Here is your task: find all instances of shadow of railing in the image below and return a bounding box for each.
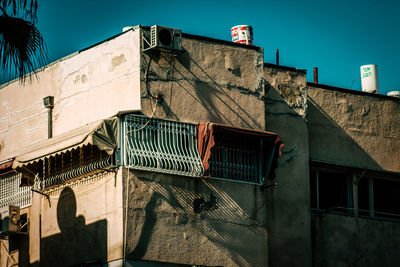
[145,52,264,130]
[126,173,267,266]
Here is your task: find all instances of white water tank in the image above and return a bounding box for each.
[231,25,253,45]
[360,64,379,93]
[387,91,400,98]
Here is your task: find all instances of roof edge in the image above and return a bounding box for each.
[307,82,400,101]
[264,63,306,74]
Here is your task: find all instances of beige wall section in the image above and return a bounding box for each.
[125,169,269,267]
[0,29,141,161]
[263,67,312,267]
[308,86,400,172]
[29,170,123,266]
[140,35,267,130]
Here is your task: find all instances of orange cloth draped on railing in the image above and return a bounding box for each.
[197,123,284,179]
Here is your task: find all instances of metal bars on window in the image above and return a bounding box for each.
[29,145,113,190]
[0,172,31,208]
[122,114,204,177]
[209,144,262,184]
[38,153,112,189]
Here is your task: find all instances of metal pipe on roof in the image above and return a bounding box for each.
[314,67,318,83]
[276,49,279,65]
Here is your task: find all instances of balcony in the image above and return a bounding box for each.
[121,115,283,184]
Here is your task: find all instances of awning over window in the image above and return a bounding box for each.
[197,123,284,179]
[0,159,14,175]
[12,117,118,171]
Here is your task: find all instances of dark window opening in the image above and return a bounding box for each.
[310,167,352,213]
[374,179,400,219]
[310,168,317,209]
[357,177,370,216]
[318,171,351,212]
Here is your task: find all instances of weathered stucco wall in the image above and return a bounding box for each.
[140,33,267,130]
[312,213,400,267]
[125,169,269,266]
[138,30,312,267]
[29,170,123,266]
[263,67,312,267]
[0,29,141,161]
[308,85,400,172]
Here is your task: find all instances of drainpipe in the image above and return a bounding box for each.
[43,96,54,139]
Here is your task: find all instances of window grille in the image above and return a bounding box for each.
[0,172,31,208]
[27,145,112,189]
[209,143,262,184]
[122,114,204,177]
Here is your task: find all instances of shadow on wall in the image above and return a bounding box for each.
[37,187,108,267]
[144,52,264,130]
[307,98,382,170]
[126,173,268,267]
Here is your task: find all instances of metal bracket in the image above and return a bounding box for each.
[31,189,51,207]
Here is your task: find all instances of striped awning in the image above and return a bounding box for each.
[12,117,118,173]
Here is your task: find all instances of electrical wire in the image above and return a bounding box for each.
[145,54,156,99]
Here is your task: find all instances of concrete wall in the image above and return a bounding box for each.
[308,85,400,266]
[29,170,123,266]
[140,32,266,130]
[263,67,312,267]
[312,213,400,267]
[125,169,269,266]
[0,28,141,161]
[139,30,312,267]
[308,85,400,172]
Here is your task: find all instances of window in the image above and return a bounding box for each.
[21,145,112,189]
[310,167,352,213]
[357,177,400,219]
[0,172,31,208]
[198,123,283,184]
[310,162,400,221]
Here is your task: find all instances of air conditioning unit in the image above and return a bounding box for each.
[0,206,27,236]
[143,25,183,53]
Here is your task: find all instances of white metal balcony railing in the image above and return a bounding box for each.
[121,114,205,177]
[120,114,270,184]
[0,172,31,209]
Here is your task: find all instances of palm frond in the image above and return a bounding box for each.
[0,0,38,21]
[0,14,47,82]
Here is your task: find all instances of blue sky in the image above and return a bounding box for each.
[31,0,400,95]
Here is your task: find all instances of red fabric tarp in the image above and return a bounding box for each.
[197,123,284,179]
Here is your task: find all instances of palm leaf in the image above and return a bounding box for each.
[0,13,47,82]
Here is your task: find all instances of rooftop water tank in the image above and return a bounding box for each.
[387,91,400,98]
[231,25,253,45]
[360,64,379,94]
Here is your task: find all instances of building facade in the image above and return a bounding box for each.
[0,25,399,267]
